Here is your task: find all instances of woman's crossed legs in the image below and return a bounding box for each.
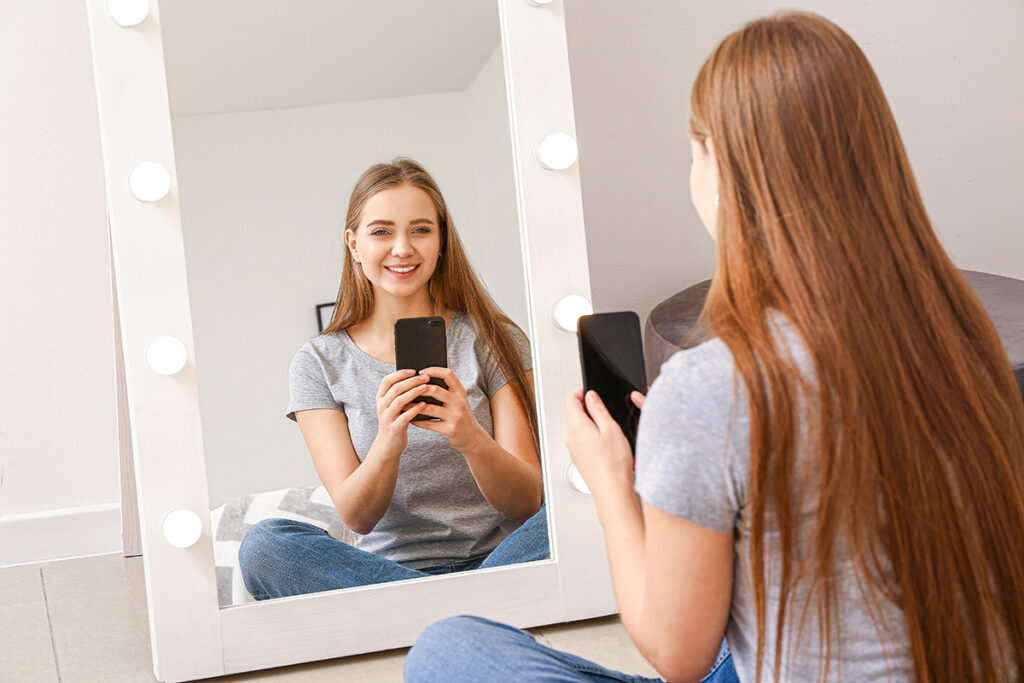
[239,504,549,600]
[404,615,738,683]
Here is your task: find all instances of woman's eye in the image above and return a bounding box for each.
[414,227,431,234]
[370,229,389,237]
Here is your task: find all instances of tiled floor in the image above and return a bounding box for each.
[1,554,659,682]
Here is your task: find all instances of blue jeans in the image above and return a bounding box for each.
[404,615,738,683]
[239,504,549,600]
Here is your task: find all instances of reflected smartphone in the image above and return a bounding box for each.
[394,316,448,422]
[577,312,647,452]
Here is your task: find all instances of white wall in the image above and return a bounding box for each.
[0,0,118,518]
[173,47,523,506]
[1,0,1021,556]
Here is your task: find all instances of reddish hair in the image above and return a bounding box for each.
[691,12,1024,682]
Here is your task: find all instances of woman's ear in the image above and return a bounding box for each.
[705,136,718,165]
[344,229,360,264]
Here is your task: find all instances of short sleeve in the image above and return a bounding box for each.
[479,323,533,398]
[633,339,749,533]
[286,344,343,421]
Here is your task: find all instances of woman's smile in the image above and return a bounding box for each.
[384,263,419,277]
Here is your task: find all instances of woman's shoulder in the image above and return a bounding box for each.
[656,311,811,392]
[658,336,739,394]
[291,332,353,369]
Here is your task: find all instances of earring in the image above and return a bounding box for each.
[714,194,720,206]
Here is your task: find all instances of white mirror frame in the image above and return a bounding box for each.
[86,0,614,680]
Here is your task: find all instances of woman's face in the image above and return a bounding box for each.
[689,137,720,240]
[346,183,442,300]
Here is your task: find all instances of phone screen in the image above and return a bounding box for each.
[577,312,646,452]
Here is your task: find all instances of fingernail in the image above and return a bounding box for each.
[586,391,597,402]
[406,369,415,375]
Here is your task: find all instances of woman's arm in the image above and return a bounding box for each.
[295,409,397,535]
[295,369,432,535]
[565,390,733,683]
[414,368,542,522]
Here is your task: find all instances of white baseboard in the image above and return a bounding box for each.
[0,502,123,567]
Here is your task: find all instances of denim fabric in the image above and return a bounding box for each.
[239,504,549,599]
[404,615,739,683]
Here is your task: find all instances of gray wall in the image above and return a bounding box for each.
[565,0,1024,328]
[1,1,1021,542]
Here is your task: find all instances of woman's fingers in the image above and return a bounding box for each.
[395,401,425,426]
[417,382,454,406]
[630,391,646,410]
[564,390,590,427]
[381,373,431,407]
[412,401,443,421]
[384,384,431,421]
[418,367,458,392]
[378,369,417,398]
[584,390,619,433]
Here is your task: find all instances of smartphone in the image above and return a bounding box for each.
[394,316,449,421]
[577,312,647,452]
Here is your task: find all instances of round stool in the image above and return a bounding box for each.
[643,270,1024,402]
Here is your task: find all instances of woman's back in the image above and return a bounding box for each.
[636,314,914,681]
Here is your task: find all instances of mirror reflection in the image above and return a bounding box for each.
[159,1,548,607]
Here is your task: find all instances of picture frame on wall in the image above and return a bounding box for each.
[316,303,335,333]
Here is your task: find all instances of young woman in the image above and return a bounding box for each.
[239,158,547,599]
[405,12,1024,683]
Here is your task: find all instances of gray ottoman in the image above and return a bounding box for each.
[644,270,1024,401]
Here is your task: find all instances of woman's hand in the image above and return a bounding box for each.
[564,389,644,499]
[372,368,431,456]
[411,367,487,453]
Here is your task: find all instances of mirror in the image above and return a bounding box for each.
[157,1,541,608]
[88,0,612,679]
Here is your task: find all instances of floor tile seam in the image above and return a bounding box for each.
[39,568,63,683]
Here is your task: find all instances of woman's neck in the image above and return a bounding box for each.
[350,289,449,345]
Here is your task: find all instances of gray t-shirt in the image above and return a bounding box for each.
[634,315,913,682]
[286,312,532,569]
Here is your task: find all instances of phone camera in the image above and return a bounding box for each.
[428,320,442,327]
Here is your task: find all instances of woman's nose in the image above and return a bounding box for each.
[391,235,414,256]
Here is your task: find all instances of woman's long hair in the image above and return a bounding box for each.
[323,158,538,446]
[690,12,1024,682]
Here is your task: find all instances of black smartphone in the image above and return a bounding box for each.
[394,316,448,421]
[577,312,647,452]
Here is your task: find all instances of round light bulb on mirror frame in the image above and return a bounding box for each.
[536,132,578,171]
[107,0,149,27]
[128,162,171,202]
[552,294,593,332]
[564,463,591,495]
[162,509,203,549]
[146,336,188,376]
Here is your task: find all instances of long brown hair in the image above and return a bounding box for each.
[690,12,1024,682]
[323,158,538,445]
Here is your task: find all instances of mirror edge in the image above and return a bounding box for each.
[85,0,224,680]
[498,0,617,621]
